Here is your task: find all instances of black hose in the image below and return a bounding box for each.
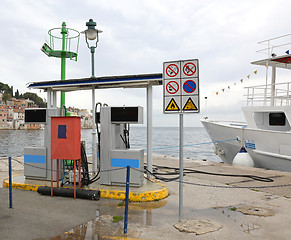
[37,186,100,200]
[145,164,274,183]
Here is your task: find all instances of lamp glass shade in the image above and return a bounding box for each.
[86,29,98,41]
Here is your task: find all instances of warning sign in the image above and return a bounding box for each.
[183,97,197,110]
[181,60,199,78]
[183,80,196,93]
[183,62,196,76]
[166,81,179,95]
[163,59,199,114]
[166,64,179,78]
[166,98,180,111]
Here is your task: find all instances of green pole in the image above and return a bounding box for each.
[60,22,68,108]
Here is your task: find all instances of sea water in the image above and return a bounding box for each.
[0,127,220,162]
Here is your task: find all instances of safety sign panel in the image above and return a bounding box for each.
[163,59,199,114]
[164,62,180,79]
[166,81,180,95]
[183,80,196,93]
[166,98,180,111]
[181,59,199,78]
[182,96,199,112]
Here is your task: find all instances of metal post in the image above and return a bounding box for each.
[271,66,276,106]
[47,89,52,109]
[60,22,68,108]
[74,160,76,199]
[91,47,95,77]
[8,157,12,209]
[51,158,53,197]
[92,87,97,174]
[179,113,184,222]
[52,91,57,108]
[147,85,153,176]
[124,166,130,234]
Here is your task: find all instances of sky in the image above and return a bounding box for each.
[1,0,291,127]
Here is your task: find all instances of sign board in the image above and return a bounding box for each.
[163,59,199,113]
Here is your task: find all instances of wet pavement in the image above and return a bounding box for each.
[2,155,291,239]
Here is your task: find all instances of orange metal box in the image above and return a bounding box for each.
[51,116,81,160]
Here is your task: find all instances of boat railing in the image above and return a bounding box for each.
[244,82,291,106]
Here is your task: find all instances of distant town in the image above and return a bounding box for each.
[0,92,93,130]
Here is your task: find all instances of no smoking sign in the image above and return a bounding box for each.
[166,81,179,95]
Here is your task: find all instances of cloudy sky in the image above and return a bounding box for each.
[1,0,291,127]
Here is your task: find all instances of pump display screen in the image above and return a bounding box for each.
[25,109,46,123]
[111,107,139,123]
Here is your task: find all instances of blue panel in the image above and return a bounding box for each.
[58,125,67,139]
[24,155,46,164]
[111,158,139,168]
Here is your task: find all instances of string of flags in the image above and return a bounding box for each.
[210,70,258,97]
[204,50,290,101]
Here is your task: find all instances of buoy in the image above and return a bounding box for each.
[233,147,254,167]
[233,127,254,167]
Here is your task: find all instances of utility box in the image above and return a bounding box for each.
[51,117,81,160]
[100,106,144,187]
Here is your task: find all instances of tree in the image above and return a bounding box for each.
[2,92,11,102]
[15,89,20,98]
[22,92,47,108]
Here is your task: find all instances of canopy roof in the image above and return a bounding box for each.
[27,73,163,92]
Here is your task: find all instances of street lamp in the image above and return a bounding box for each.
[81,19,102,77]
[82,19,102,174]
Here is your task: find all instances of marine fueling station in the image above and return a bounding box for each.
[6,20,171,202]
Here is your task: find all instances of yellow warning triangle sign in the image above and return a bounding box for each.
[166,98,180,111]
[183,97,198,110]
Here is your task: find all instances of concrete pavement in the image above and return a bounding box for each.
[1,155,291,239]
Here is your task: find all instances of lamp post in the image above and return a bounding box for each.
[82,19,102,174]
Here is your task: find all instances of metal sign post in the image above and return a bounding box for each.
[179,113,183,221]
[163,59,200,222]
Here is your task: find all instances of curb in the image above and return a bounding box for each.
[3,176,168,202]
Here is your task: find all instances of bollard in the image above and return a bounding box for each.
[8,157,12,209]
[124,165,130,234]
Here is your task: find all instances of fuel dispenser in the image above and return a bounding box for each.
[99,106,144,187]
[24,108,63,181]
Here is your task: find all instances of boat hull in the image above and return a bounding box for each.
[201,119,291,172]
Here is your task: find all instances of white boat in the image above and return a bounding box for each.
[201,34,291,172]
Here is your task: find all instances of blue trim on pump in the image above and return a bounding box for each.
[111,158,139,168]
[24,155,46,164]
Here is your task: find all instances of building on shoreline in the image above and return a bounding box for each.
[0,95,93,130]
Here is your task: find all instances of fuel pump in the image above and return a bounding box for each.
[99,106,144,187]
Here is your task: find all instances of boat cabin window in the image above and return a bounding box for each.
[269,112,286,126]
[253,111,290,131]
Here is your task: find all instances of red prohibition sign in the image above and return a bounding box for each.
[166,64,179,77]
[183,62,196,76]
[166,81,179,94]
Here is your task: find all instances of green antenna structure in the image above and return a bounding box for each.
[41,22,80,108]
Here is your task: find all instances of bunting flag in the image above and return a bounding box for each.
[286,50,290,55]
[205,69,258,99]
